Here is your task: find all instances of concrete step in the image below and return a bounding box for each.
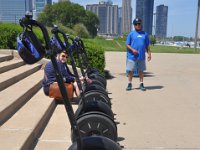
[0,59,25,74]
[0,90,56,150]
[0,70,43,125]
[35,105,78,150]
[0,54,13,63]
[0,63,42,92]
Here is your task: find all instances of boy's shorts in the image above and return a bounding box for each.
[126,59,146,72]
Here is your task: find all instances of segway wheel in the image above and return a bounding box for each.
[68,136,121,150]
[84,91,112,107]
[89,73,107,88]
[71,112,117,143]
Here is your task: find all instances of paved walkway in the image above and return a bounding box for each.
[105,52,200,150]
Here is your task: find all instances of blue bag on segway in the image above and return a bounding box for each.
[17,30,45,64]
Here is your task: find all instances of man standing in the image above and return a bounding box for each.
[126,18,151,91]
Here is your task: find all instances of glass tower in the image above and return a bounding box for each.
[122,0,132,33]
[0,0,32,23]
[155,5,168,38]
[86,1,118,35]
[136,0,154,35]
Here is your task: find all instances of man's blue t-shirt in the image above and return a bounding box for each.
[126,30,150,61]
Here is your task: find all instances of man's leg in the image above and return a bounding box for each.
[138,60,146,91]
[126,59,135,91]
[126,71,133,90]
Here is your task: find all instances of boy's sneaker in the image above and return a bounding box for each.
[139,83,146,91]
[126,83,132,91]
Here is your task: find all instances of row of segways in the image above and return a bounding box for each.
[17,13,121,150]
[51,26,119,142]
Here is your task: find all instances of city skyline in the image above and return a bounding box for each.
[65,0,199,38]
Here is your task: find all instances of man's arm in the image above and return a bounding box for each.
[146,46,151,61]
[126,44,138,55]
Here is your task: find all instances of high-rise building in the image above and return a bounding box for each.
[0,0,33,23]
[33,0,52,19]
[122,0,132,33]
[136,0,154,35]
[155,5,168,38]
[118,7,122,35]
[46,0,52,4]
[33,0,46,19]
[86,0,118,35]
[58,0,70,2]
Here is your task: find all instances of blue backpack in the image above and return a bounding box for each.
[17,30,45,64]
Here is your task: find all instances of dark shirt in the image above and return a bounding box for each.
[42,59,75,96]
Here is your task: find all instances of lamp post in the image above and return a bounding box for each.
[194,0,200,52]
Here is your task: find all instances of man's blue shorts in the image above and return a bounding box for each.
[126,59,146,72]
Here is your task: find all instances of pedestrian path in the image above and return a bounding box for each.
[105,52,200,149]
[1,49,200,149]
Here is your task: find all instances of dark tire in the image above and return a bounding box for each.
[84,91,111,107]
[90,79,106,89]
[71,112,117,143]
[83,83,108,96]
[89,73,107,88]
[75,99,114,119]
[68,136,121,150]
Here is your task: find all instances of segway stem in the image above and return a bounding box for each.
[19,16,82,150]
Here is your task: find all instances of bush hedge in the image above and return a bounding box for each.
[0,23,22,49]
[0,23,105,73]
[83,39,105,74]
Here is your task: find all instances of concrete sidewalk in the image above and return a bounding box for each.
[105,52,200,150]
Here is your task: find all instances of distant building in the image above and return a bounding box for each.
[122,0,132,33]
[33,0,53,20]
[118,7,122,35]
[136,0,154,35]
[58,0,70,2]
[86,0,118,35]
[0,0,33,23]
[46,0,52,4]
[155,4,168,38]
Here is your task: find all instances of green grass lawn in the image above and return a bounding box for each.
[88,38,200,54]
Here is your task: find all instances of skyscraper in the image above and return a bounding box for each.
[58,0,70,2]
[46,0,52,4]
[86,1,118,35]
[33,0,52,19]
[0,0,33,23]
[136,0,154,35]
[122,0,132,33]
[155,5,168,38]
[33,0,46,19]
[118,7,122,35]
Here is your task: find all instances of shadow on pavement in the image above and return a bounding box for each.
[104,70,116,80]
[118,71,155,78]
[135,85,164,90]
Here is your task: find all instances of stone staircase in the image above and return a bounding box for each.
[0,50,77,150]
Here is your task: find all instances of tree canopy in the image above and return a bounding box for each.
[38,1,99,37]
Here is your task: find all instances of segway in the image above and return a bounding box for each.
[18,13,121,150]
[73,37,107,88]
[50,27,118,141]
[51,28,112,107]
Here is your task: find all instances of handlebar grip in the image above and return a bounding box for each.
[19,16,51,50]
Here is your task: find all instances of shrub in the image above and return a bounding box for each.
[0,23,22,49]
[73,23,90,38]
[83,39,105,73]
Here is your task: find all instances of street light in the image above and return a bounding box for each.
[194,0,200,52]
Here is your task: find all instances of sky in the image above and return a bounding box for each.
[53,0,199,37]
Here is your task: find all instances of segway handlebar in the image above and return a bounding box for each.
[19,15,82,150]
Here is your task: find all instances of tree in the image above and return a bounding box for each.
[37,1,99,37]
[150,35,156,46]
[73,23,90,38]
[83,11,99,37]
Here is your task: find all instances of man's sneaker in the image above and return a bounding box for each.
[126,83,132,91]
[139,83,146,91]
